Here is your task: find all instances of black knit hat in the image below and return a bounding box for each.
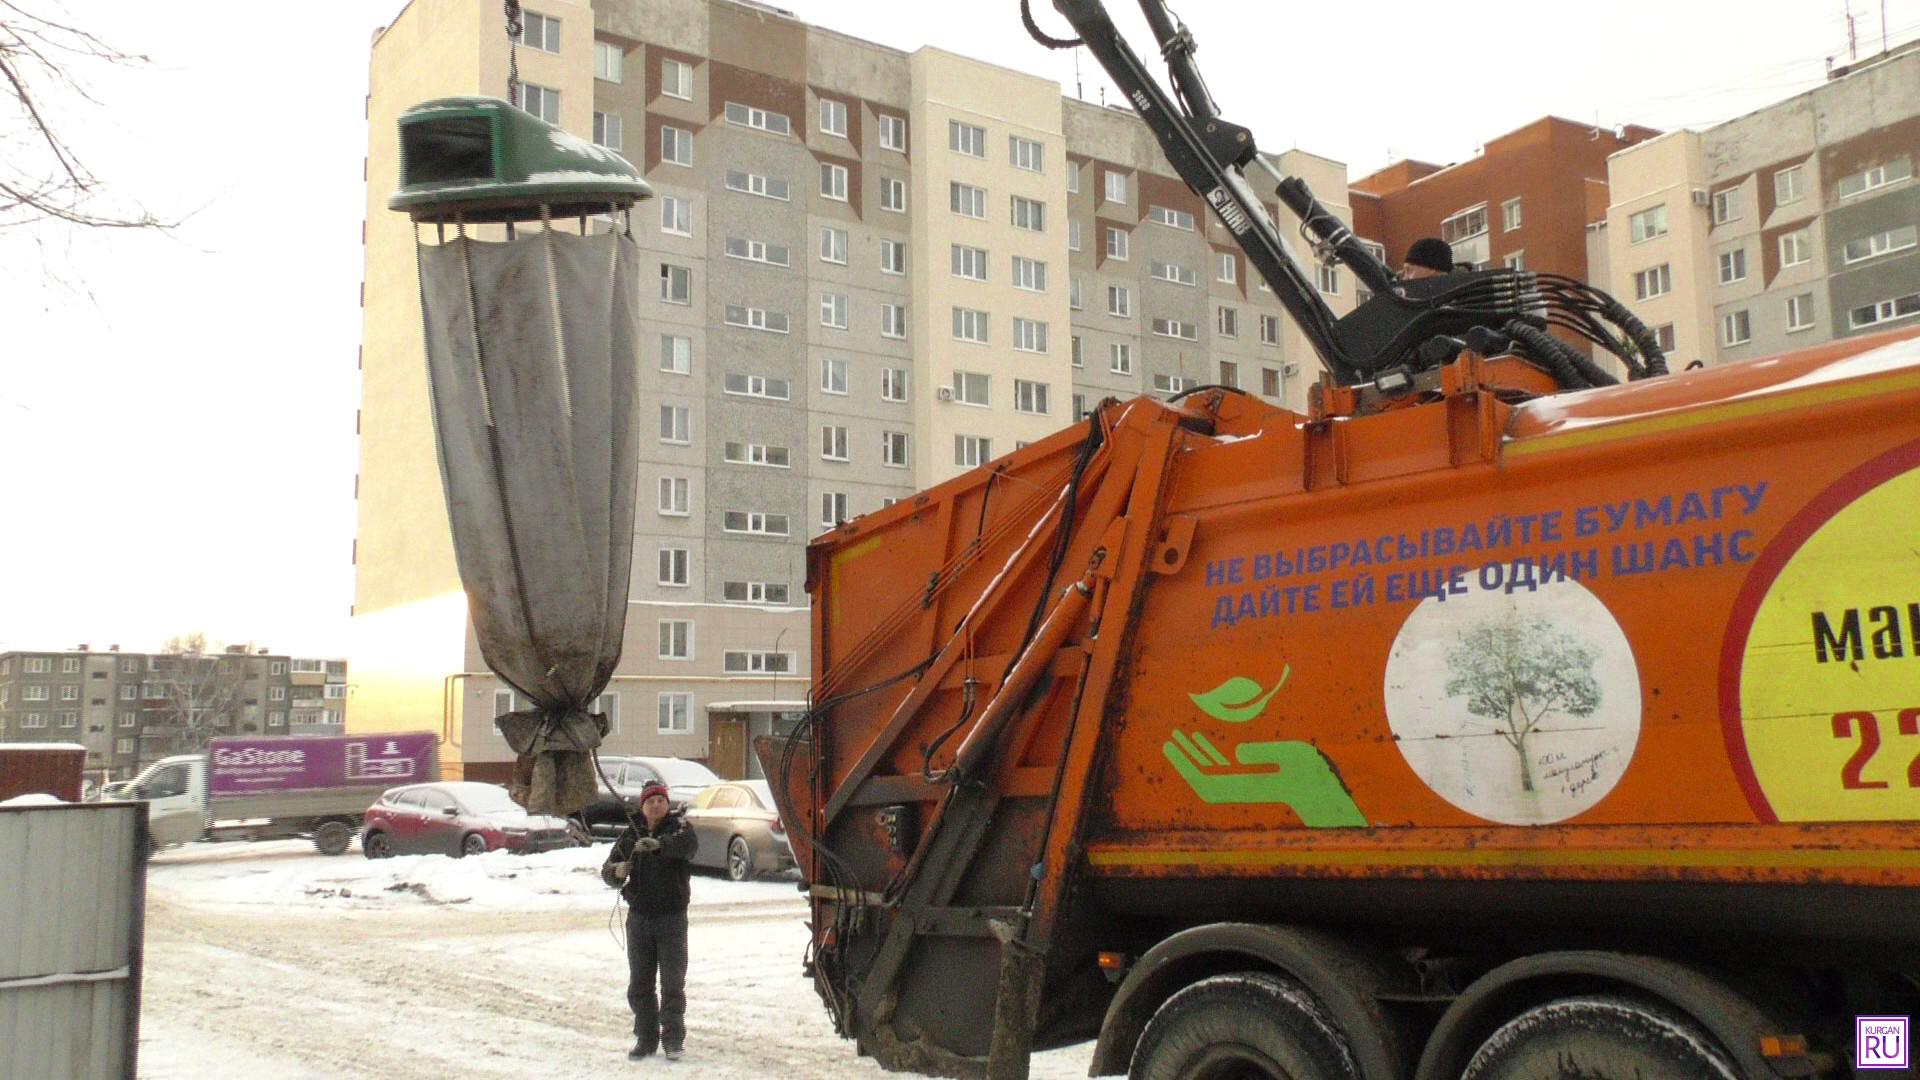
[1405,237,1454,273]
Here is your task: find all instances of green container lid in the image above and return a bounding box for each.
[389,96,651,223]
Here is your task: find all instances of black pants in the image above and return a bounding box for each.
[626,907,689,1048]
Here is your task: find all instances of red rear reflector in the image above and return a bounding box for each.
[1097,952,1127,970]
[1759,1035,1808,1057]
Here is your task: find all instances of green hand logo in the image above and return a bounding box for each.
[1164,668,1365,828]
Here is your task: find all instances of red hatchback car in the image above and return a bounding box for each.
[362,781,577,858]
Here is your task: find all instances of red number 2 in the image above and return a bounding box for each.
[1901,708,1920,789]
[1831,711,1890,790]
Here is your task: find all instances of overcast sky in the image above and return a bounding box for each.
[3,0,1915,657]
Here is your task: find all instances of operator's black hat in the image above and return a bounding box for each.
[1405,237,1454,273]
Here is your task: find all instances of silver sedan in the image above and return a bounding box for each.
[683,780,797,881]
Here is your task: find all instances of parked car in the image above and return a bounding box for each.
[684,779,795,881]
[362,781,577,858]
[577,756,720,837]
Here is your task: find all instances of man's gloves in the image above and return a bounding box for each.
[635,836,662,854]
[602,858,631,887]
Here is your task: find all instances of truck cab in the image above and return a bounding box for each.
[121,754,207,847]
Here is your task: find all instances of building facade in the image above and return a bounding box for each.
[0,647,344,780]
[1603,43,1920,368]
[353,0,1355,780]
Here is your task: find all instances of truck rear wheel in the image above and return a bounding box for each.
[1461,993,1739,1080]
[1130,972,1358,1080]
[313,820,354,857]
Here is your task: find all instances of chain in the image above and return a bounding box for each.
[504,0,524,105]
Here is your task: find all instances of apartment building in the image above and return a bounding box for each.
[353,0,1353,780]
[0,647,339,779]
[1603,42,1920,368]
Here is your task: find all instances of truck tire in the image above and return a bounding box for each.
[1130,972,1359,1080]
[313,820,355,857]
[1461,993,1739,1080]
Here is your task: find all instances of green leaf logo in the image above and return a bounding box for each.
[1188,667,1290,723]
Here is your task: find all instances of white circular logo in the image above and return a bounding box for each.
[1383,577,1642,825]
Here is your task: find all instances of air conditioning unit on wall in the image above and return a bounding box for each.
[936,386,954,402]
[1690,189,1711,207]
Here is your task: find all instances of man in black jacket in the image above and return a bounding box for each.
[601,781,698,1060]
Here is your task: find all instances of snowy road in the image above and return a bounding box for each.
[136,841,1096,1078]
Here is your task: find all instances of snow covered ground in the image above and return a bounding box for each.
[137,839,1098,1078]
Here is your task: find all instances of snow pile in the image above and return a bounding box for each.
[0,792,66,806]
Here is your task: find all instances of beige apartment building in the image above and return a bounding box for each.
[352,0,1353,780]
[1600,41,1919,368]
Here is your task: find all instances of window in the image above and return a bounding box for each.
[952,307,990,343]
[1068,220,1082,251]
[818,226,847,265]
[952,370,990,406]
[951,244,988,281]
[1850,293,1920,329]
[120,658,136,673]
[657,693,691,734]
[659,404,690,443]
[1069,276,1083,310]
[1104,171,1127,204]
[1317,264,1340,295]
[819,98,847,137]
[25,658,47,673]
[1718,248,1747,285]
[659,263,691,304]
[1711,188,1740,225]
[882,368,909,402]
[1010,195,1045,232]
[1011,256,1047,292]
[949,120,986,157]
[879,114,907,152]
[1012,318,1048,353]
[1216,307,1239,338]
[658,195,690,236]
[594,40,622,81]
[724,101,792,135]
[22,713,45,729]
[820,162,848,201]
[818,357,849,396]
[519,11,560,52]
[723,511,790,536]
[58,711,77,727]
[1786,293,1815,332]
[661,58,692,99]
[660,334,691,375]
[723,304,790,333]
[724,169,788,200]
[723,442,791,468]
[950,182,986,219]
[1216,253,1236,283]
[116,738,135,755]
[954,435,991,468]
[62,657,80,673]
[1838,158,1913,200]
[1842,225,1918,265]
[119,712,136,728]
[1066,164,1080,194]
[821,292,849,329]
[1010,134,1044,172]
[1773,165,1804,205]
[1148,205,1195,230]
[882,430,909,467]
[1109,342,1133,374]
[724,651,797,675]
[1262,367,1281,396]
[821,425,849,461]
[1260,314,1281,345]
[1014,379,1050,414]
[1152,373,1194,395]
[880,176,906,213]
[821,492,849,529]
[1721,309,1751,346]
[1107,285,1132,318]
[722,372,791,400]
[658,476,689,516]
[660,125,693,166]
[723,581,791,605]
[1440,204,1488,243]
[594,693,620,736]
[658,547,689,586]
[21,685,48,701]
[1654,324,1676,352]
[1502,197,1522,232]
[512,83,560,124]
[1073,393,1089,420]
[1151,317,1198,340]
[119,685,137,701]
[1778,229,1811,268]
[1105,226,1129,261]
[1629,204,1668,244]
[724,236,789,266]
[1633,264,1671,301]
[1218,360,1239,388]
[60,684,79,700]
[881,304,908,339]
[658,620,692,660]
[1150,260,1196,286]
[1503,251,1525,271]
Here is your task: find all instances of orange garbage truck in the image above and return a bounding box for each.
[757,4,1920,1077]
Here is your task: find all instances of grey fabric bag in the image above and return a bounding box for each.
[416,227,640,815]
